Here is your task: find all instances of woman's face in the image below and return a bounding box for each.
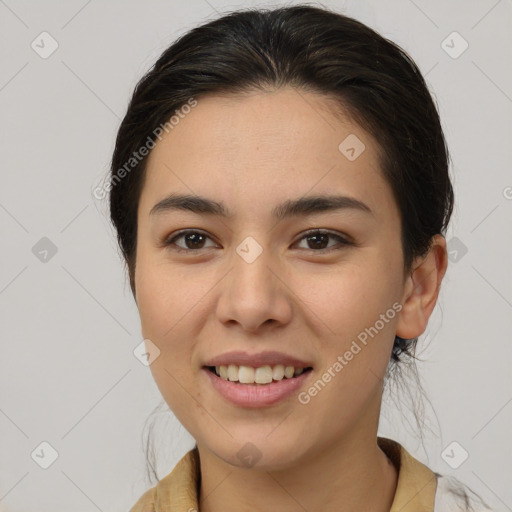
[135,87,412,469]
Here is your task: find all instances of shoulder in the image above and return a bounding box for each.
[128,447,200,512]
[434,473,494,512]
[128,486,157,512]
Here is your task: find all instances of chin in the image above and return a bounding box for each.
[203,435,310,472]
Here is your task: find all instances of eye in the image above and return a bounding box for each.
[294,229,352,252]
[163,228,352,253]
[164,230,218,252]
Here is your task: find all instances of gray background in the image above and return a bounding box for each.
[1,0,511,511]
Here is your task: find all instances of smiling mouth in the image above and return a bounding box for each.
[205,365,313,385]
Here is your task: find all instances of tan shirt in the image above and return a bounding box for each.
[129,436,490,512]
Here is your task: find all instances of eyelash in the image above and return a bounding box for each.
[163,229,352,254]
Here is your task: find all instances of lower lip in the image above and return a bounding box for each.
[203,367,312,408]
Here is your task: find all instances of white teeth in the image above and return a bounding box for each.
[227,364,238,381]
[272,364,285,380]
[238,365,254,384]
[254,366,273,384]
[284,366,295,379]
[214,364,309,384]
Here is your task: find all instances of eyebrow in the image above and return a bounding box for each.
[149,193,373,220]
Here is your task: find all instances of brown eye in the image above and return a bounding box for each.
[163,228,351,254]
[295,229,351,252]
[165,230,217,252]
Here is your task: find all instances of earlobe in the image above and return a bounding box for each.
[395,235,448,340]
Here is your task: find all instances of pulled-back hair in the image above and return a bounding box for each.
[107,4,455,486]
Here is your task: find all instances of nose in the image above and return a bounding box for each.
[215,241,293,333]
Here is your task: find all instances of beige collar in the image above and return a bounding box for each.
[135,437,437,512]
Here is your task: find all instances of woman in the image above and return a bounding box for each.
[107,5,492,511]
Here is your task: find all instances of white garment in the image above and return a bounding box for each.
[433,474,494,512]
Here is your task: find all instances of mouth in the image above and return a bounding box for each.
[203,363,314,407]
[204,364,314,385]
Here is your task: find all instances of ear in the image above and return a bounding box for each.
[395,234,448,339]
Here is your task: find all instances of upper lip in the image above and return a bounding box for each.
[203,351,313,368]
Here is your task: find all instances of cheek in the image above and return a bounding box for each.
[135,253,211,378]
[135,252,196,337]
[136,272,170,339]
[310,261,398,332]
[135,258,200,413]
[303,254,401,384]
[302,267,398,418]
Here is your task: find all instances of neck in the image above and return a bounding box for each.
[197,432,398,512]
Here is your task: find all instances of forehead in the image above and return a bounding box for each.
[140,87,397,223]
